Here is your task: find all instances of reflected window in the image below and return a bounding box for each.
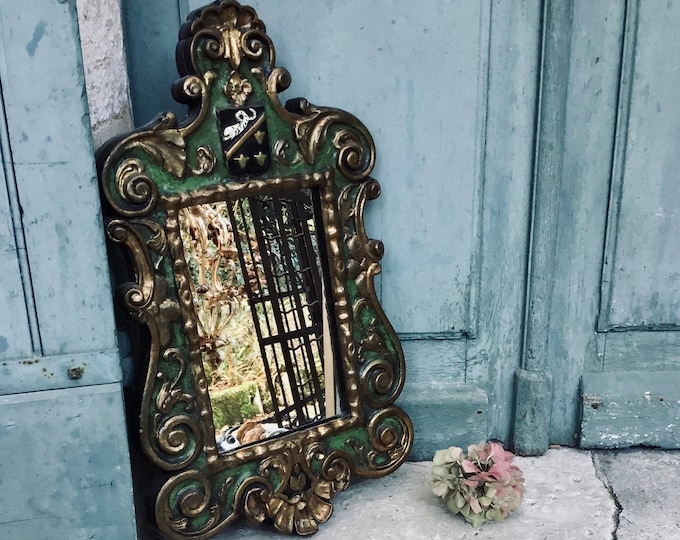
[179,189,337,451]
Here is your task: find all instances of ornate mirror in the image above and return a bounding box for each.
[97,1,412,537]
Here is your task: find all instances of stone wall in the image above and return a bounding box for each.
[76,0,132,147]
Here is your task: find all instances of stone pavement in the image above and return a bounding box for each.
[141,448,680,539]
[593,448,680,539]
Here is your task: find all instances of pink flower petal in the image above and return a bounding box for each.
[461,460,480,474]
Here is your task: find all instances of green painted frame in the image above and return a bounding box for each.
[96,2,411,537]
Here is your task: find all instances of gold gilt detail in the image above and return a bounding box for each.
[184,1,270,70]
[225,71,252,105]
[190,145,217,176]
[242,443,352,535]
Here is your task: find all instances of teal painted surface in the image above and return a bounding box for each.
[399,383,488,461]
[545,0,625,444]
[602,331,680,372]
[0,0,115,355]
[121,0,185,125]
[464,0,540,444]
[540,0,680,448]
[0,0,117,357]
[580,371,680,449]
[137,0,492,337]
[398,338,481,459]
[0,350,122,395]
[0,1,137,537]
[0,385,137,539]
[122,0,520,454]
[0,144,32,361]
[600,0,680,330]
[400,339,467,386]
[512,0,574,455]
[513,368,552,456]
[120,0,680,456]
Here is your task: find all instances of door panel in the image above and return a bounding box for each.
[122,0,680,452]
[579,0,680,448]
[122,0,538,456]
[599,0,680,331]
[0,0,117,356]
[544,0,626,444]
[182,0,490,336]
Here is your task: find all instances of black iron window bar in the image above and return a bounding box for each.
[228,189,327,429]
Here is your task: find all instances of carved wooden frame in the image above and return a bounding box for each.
[97,2,412,537]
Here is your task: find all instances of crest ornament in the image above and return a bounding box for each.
[217,105,271,174]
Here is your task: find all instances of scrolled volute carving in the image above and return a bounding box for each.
[156,348,196,414]
[283,98,376,181]
[108,157,160,217]
[105,219,155,311]
[357,407,413,477]
[157,470,225,539]
[100,113,188,218]
[155,413,204,470]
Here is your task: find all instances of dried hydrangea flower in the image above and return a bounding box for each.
[430,441,525,527]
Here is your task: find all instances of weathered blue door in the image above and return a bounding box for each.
[0,1,136,537]
[120,0,680,456]
[562,0,680,449]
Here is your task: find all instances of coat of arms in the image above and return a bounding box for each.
[217,106,271,175]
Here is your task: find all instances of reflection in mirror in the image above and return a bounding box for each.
[178,189,338,452]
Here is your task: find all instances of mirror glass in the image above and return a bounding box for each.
[178,188,338,452]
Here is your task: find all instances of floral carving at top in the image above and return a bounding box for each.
[182,1,270,71]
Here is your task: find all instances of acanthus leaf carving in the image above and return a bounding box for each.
[242,443,351,535]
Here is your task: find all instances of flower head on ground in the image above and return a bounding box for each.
[431,441,525,527]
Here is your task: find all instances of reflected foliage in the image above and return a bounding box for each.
[179,190,330,450]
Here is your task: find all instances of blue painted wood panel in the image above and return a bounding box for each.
[544,0,626,444]
[0,143,32,361]
[600,0,680,330]
[0,385,136,539]
[0,1,137,536]
[121,0,541,450]
[464,0,540,441]
[581,371,680,449]
[0,0,117,357]
[121,0,680,452]
[130,0,492,336]
[122,0,185,125]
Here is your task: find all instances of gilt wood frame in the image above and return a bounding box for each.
[97,2,412,537]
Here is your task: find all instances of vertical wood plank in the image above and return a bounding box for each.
[514,0,572,452]
[0,144,33,361]
[0,0,117,356]
[599,0,680,330]
[140,0,490,336]
[466,0,541,442]
[546,0,626,443]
